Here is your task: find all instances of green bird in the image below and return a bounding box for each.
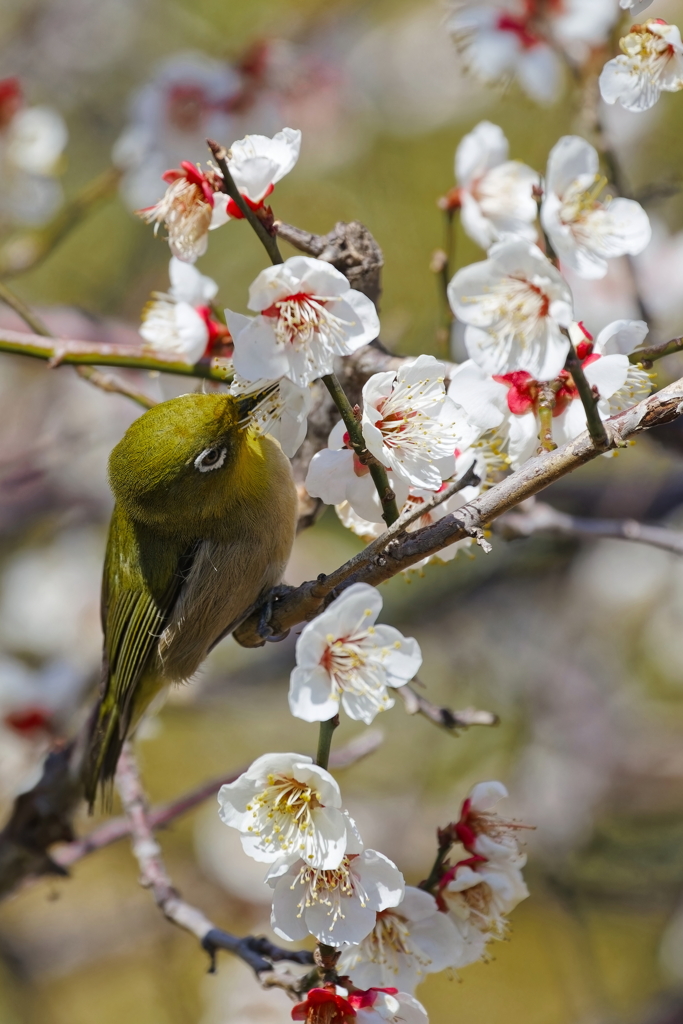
[83,391,298,806]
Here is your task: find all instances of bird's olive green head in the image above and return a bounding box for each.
[109,393,266,532]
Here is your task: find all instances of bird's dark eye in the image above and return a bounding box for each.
[194,445,227,473]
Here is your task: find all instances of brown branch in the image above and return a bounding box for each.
[0,286,157,410]
[233,373,683,647]
[496,499,683,556]
[0,327,231,382]
[631,337,683,368]
[274,220,384,306]
[396,683,499,732]
[115,743,313,975]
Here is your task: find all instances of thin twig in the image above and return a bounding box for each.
[396,683,499,733]
[233,371,683,646]
[497,499,683,556]
[206,139,283,266]
[631,336,683,368]
[321,372,399,526]
[0,286,157,410]
[564,338,609,450]
[115,743,313,975]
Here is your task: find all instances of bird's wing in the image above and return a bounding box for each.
[84,506,197,805]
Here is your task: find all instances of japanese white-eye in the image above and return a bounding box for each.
[83,392,297,806]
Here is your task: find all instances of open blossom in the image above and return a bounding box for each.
[305,420,410,524]
[269,849,405,946]
[139,257,229,362]
[448,240,573,380]
[447,2,563,105]
[440,857,528,962]
[225,127,301,216]
[226,256,380,388]
[0,77,68,227]
[600,20,683,112]
[362,355,477,490]
[289,583,422,725]
[217,752,355,869]
[230,374,312,457]
[447,121,539,250]
[541,136,651,279]
[338,886,463,994]
[137,161,229,262]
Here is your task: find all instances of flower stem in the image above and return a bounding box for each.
[206,139,284,266]
[564,339,609,451]
[321,372,400,527]
[536,383,558,453]
[316,715,340,771]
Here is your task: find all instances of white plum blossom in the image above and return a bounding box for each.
[361,355,477,490]
[289,583,422,725]
[447,2,563,105]
[217,752,355,869]
[139,257,228,362]
[113,53,242,210]
[137,161,229,262]
[541,136,651,279]
[448,240,573,380]
[450,121,539,250]
[0,76,68,227]
[305,420,410,524]
[351,989,429,1024]
[226,256,380,388]
[600,20,683,112]
[225,127,301,216]
[229,374,312,458]
[450,321,651,468]
[268,849,405,947]
[338,886,463,994]
[548,0,621,63]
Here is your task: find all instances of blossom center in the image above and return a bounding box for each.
[373,376,446,455]
[245,773,323,857]
[291,857,365,929]
[262,292,349,352]
[361,909,432,973]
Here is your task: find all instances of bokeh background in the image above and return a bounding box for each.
[4,0,683,1022]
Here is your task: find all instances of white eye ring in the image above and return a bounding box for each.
[194,446,227,473]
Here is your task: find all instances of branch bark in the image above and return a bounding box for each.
[115,743,313,975]
[396,684,499,732]
[496,499,683,555]
[233,373,683,647]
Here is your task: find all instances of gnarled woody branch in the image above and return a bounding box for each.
[233,375,683,647]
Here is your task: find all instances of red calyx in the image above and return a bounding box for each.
[226,182,275,220]
[196,307,233,354]
[347,989,399,1010]
[4,707,51,735]
[496,12,542,48]
[0,76,22,128]
[292,988,357,1024]
[438,186,463,212]
[493,371,539,415]
[162,162,216,207]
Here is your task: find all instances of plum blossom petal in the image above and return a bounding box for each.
[137,161,225,262]
[453,121,539,249]
[228,257,380,387]
[541,136,651,280]
[230,374,312,457]
[338,886,464,994]
[269,850,405,947]
[352,990,429,1024]
[217,751,354,869]
[361,355,477,490]
[289,583,422,725]
[139,258,226,362]
[600,21,683,112]
[448,240,573,379]
[620,0,654,11]
[227,127,301,205]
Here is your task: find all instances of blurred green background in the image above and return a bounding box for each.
[3,0,683,1022]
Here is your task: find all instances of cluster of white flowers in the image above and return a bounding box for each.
[217,663,529,1001]
[0,76,68,228]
